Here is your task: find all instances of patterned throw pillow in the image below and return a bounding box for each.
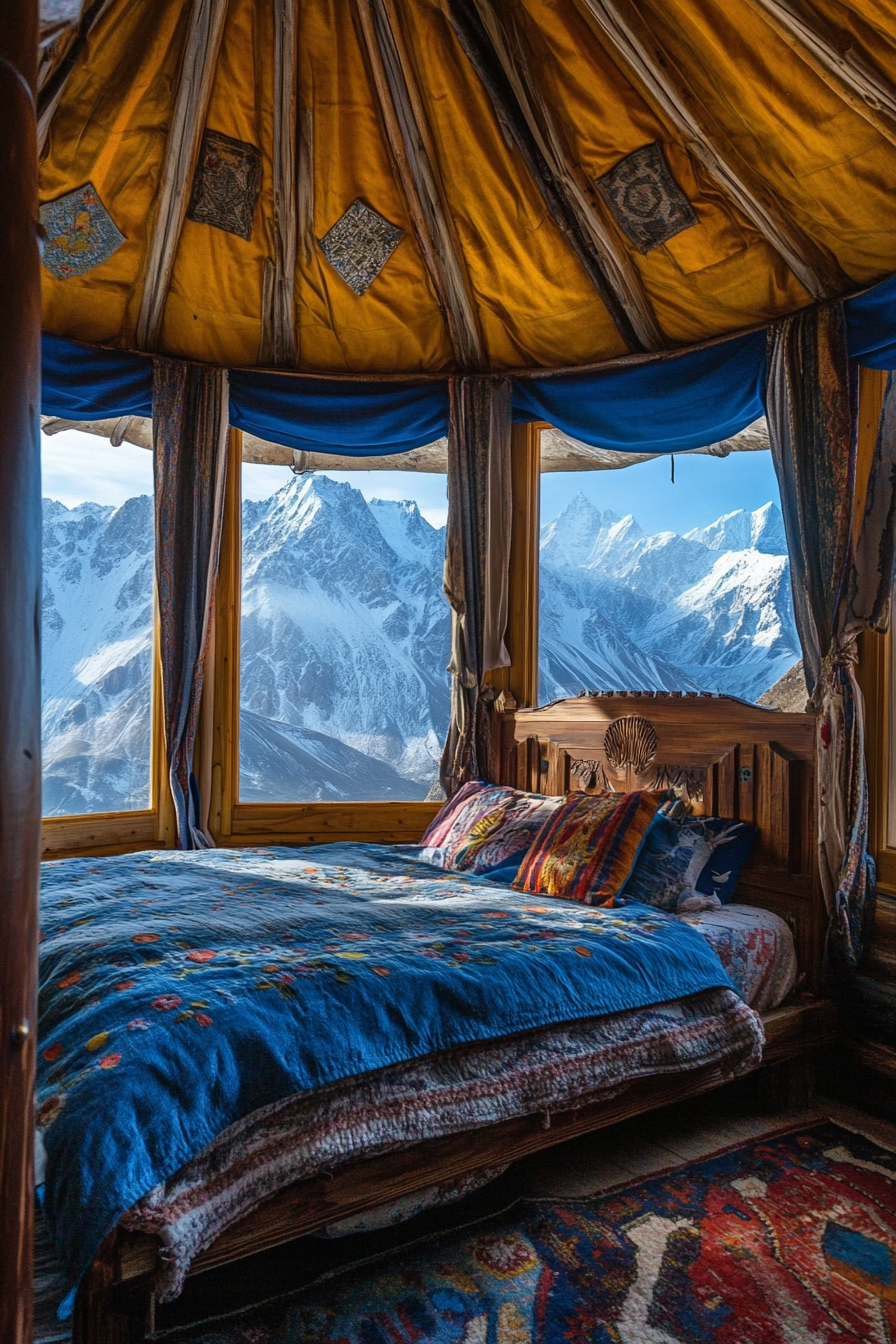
[419,781,562,875]
[514,790,669,906]
[623,815,756,912]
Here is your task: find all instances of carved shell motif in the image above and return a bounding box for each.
[603,715,658,776]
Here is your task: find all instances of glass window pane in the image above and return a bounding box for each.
[538,446,799,706]
[41,428,156,816]
[239,463,450,802]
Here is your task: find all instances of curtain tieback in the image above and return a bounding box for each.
[811,641,859,710]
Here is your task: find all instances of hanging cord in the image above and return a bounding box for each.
[670,453,675,484]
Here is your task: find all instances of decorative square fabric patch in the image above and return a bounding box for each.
[597,142,698,254]
[319,198,404,295]
[187,129,262,241]
[40,184,125,279]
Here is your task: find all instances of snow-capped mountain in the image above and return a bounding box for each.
[40,475,799,815]
[538,492,799,704]
[42,495,156,816]
[239,475,450,802]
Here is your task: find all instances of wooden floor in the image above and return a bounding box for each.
[506,1090,896,1202]
[34,1085,896,1343]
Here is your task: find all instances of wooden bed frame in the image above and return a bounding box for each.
[72,693,836,1343]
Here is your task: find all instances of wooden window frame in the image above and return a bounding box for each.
[40,586,174,862]
[856,369,896,897]
[39,419,544,855]
[206,423,542,847]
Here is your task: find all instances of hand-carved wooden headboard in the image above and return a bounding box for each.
[496,691,823,991]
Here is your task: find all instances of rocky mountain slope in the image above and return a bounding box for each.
[539,493,798,705]
[41,475,799,813]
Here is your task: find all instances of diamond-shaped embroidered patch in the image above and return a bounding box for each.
[187,129,262,241]
[40,184,125,279]
[318,199,403,296]
[597,142,697,254]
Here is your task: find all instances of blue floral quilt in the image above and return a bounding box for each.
[37,843,734,1299]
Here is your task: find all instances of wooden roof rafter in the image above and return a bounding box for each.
[259,0,299,368]
[742,0,896,145]
[461,0,666,353]
[353,0,486,371]
[37,0,116,150]
[574,0,849,302]
[444,0,656,354]
[134,0,229,353]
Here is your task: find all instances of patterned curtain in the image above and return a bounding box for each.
[766,307,896,969]
[440,376,512,796]
[153,359,230,849]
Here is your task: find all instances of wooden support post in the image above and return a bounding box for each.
[207,428,243,841]
[0,5,42,1343]
[493,421,540,710]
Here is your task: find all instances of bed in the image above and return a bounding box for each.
[37,693,835,1344]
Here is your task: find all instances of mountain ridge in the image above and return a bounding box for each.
[41,475,799,812]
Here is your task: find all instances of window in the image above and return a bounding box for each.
[40,428,156,816]
[538,443,799,706]
[238,460,450,802]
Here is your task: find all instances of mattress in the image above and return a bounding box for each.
[123,984,762,1300]
[117,900,794,1300]
[682,903,797,1012]
[36,843,793,1306]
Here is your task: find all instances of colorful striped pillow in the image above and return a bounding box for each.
[514,790,669,906]
[419,780,562,875]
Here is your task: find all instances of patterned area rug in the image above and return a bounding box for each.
[157,1122,896,1344]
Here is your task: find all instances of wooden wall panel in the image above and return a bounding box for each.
[0,11,41,1342]
[41,812,158,860]
[717,748,736,820]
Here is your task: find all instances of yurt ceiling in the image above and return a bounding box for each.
[37,0,896,378]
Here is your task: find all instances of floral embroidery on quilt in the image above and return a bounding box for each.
[37,842,732,1293]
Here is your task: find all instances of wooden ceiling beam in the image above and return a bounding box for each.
[259,0,298,367]
[37,0,116,151]
[742,0,896,146]
[468,0,665,353]
[134,0,230,352]
[576,0,848,301]
[353,0,485,370]
[446,0,651,353]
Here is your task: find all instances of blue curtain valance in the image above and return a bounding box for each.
[41,273,896,457]
[228,370,449,456]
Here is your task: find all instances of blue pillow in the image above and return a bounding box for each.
[695,819,756,904]
[478,851,529,885]
[623,815,755,912]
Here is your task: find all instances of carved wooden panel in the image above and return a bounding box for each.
[494,693,822,987]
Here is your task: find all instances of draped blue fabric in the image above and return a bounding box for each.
[844,272,896,370]
[512,329,767,452]
[40,272,896,452]
[229,370,449,454]
[41,334,153,419]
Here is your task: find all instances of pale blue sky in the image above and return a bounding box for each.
[42,430,781,536]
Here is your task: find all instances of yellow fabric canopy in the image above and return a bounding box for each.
[38,0,896,375]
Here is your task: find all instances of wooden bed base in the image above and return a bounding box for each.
[72,693,833,1343]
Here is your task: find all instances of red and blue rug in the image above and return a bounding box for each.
[136,1122,896,1342]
